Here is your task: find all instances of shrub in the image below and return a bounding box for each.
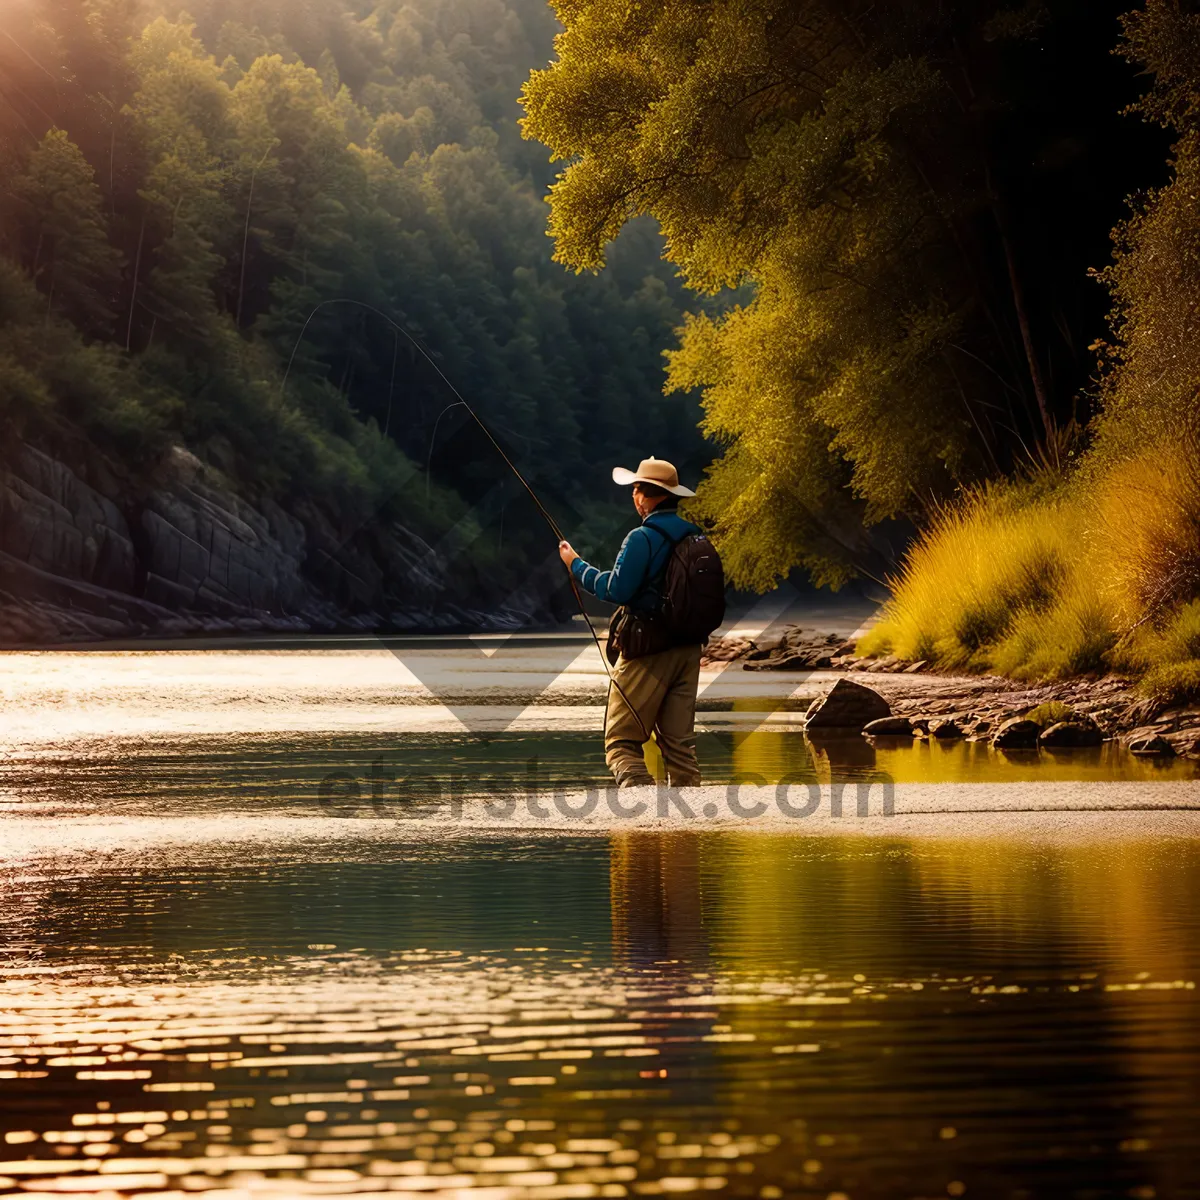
[861,441,1200,682]
[991,578,1116,679]
[1112,601,1200,707]
[1140,660,1200,706]
[1023,701,1075,728]
[1159,601,1200,661]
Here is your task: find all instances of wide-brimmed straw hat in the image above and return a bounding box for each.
[611,456,695,498]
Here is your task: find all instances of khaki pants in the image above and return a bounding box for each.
[605,643,703,787]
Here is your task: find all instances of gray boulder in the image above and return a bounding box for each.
[1039,720,1103,749]
[806,679,891,732]
[992,717,1041,750]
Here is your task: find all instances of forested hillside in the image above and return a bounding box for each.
[0,0,707,637]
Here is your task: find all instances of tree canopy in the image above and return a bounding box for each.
[522,0,1165,589]
[1093,0,1200,460]
[8,128,123,331]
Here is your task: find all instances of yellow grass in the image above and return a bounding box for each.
[859,480,1083,672]
[861,439,1200,687]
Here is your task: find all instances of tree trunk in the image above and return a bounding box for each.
[126,211,146,353]
[385,330,398,438]
[953,45,1055,457]
[236,167,256,329]
[993,195,1055,454]
[109,120,116,220]
[236,147,272,329]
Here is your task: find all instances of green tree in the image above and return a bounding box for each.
[1080,0,1200,627]
[127,18,235,341]
[0,0,713,618]
[1092,0,1200,462]
[6,128,123,331]
[520,0,1117,588]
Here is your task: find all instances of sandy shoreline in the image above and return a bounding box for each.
[706,625,1200,758]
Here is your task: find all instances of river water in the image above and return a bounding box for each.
[1,643,1199,1198]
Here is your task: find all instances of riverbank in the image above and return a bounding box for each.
[705,625,1200,757]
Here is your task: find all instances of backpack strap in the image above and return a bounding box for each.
[636,522,695,597]
[638,524,683,581]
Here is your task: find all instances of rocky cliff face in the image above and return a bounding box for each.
[0,441,552,643]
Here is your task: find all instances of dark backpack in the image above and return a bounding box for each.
[662,532,726,644]
[608,528,726,663]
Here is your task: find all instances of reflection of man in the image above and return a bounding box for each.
[558,457,704,788]
[609,833,707,966]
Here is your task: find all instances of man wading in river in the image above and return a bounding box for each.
[558,457,725,788]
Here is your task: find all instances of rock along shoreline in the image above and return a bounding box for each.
[704,626,1200,760]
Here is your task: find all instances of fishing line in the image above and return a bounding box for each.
[425,400,467,505]
[282,297,652,742]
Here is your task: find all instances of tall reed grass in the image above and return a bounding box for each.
[860,437,1200,696]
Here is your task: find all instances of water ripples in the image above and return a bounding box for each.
[0,948,1195,1198]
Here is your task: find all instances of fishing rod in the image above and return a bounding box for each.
[282,297,652,742]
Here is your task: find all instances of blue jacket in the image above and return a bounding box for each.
[571,508,701,612]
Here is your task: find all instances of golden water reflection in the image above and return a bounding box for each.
[0,834,1197,1196]
[730,724,1200,785]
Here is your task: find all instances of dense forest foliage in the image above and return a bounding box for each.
[523,0,1161,589]
[525,0,1200,695]
[6,0,1200,684]
[0,0,709,599]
